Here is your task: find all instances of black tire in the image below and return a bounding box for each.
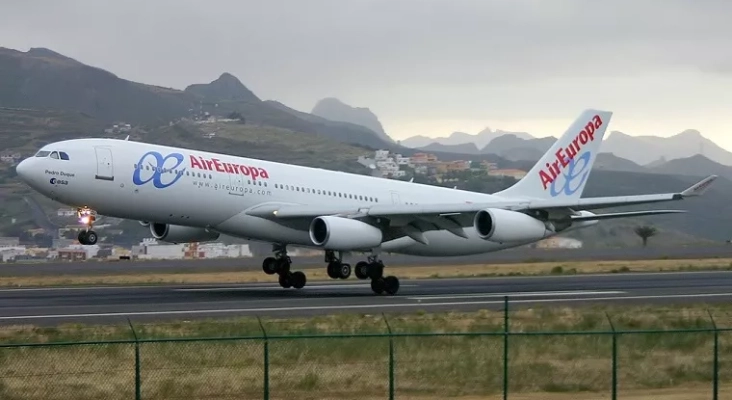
[383,276,400,295]
[85,231,98,245]
[367,261,384,280]
[355,261,369,280]
[262,257,277,275]
[279,273,292,288]
[327,262,339,279]
[339,263,352,279]
[276,258,291,274]
[370,277,385,294]
[77,231,88,245]
[291,271,307,289]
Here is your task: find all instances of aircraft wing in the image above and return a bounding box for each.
[246,175,717,229]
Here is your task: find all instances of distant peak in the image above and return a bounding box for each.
[674,129,702,138]
[184,72,260,102]
[27,47,69,58]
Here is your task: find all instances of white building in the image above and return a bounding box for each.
[0,246,26,262]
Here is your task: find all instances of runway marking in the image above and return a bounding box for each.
[3,292,732,321]
[407,290,626,300]
[174,284,418,292]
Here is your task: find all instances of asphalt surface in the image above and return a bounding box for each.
[3,244,731,276]
[2,271,732,325]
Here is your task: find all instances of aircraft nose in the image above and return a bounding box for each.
[15,158,32,182]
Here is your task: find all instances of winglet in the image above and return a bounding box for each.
[680,175,718,197]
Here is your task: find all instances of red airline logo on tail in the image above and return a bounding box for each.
[539,114,603,190]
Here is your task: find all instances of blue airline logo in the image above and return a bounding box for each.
[549,151,591,197]
[133,151,187,189]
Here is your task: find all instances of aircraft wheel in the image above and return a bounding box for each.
[355,261,369,280]
[279,273,292,288]
[371,277,385,294]
[85,231,98,245]
[338,263,351,279]
[291,271,307,289]
[77,230,88,245]
[262,257,278,275]
[327,262,340,279]
[383,276,400,295]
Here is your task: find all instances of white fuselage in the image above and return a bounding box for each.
[16,138,591,256]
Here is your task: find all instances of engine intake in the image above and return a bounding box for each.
[309,216,382,250]
[150,223,220,244]
[473,208,549,243]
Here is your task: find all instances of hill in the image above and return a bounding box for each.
[603,130,732,166]
[0,47,194,126]
[311,98,394,144]
[401,128,534,149]
[420,142,480,154]
[647,154,732,181]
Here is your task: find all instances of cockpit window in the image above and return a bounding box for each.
[35,151,51,157]
[59,152,70,160]
[50,151,59,159]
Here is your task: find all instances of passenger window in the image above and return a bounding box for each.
[59,152,70,160]
[50,151,59,159]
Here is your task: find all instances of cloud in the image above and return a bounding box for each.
[1,0,731,142]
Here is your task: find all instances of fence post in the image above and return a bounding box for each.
[605,312,617,400]
[382,313,395,400]
[503,296,509,400]
[708,310,719,400]
[127,318,141,400]
[257,316,270,400]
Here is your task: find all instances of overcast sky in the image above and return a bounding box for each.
[2,0,731,148]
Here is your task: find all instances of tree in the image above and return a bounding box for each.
[634,225,658,247]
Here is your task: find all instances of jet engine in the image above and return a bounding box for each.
[150,223,220,244]
[473,208,549,243]
[309,216,383,250]
[139,221,150,227]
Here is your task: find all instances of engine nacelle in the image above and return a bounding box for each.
[473,208,549,243]
[150,223,220,244]
[309,216,382,250]
[139,221,150,227]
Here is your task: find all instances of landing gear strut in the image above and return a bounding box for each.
[262,244,306,289]
[325,250,351,279]
[77,207,98,245]
[356,255,400,295]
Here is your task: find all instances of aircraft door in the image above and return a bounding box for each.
[229,172,244,196]
[94,147,114,181]
[390,191,401,204]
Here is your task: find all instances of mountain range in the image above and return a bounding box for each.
[1,45,732,244]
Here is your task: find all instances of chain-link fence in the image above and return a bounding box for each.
[0,298,730,399]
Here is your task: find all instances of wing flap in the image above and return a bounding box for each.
[569,209,686,221]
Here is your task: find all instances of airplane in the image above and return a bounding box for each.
[14,109,717,295]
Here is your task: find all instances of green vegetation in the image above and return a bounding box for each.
[0,305,731,399]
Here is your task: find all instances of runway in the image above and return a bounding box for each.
[2,244,731,276]
[1,270,732,325]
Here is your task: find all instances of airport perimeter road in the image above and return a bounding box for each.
[1,244,731,276]
[2,271,732,325]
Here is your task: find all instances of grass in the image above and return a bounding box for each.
[1,305,732,399]
[3,257,732,287]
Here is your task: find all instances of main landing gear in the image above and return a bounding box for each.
[261,244,307,289]
[355,255,400,296]
[326,251,399,295]
[77,207,98,245]
[261,246,399,295]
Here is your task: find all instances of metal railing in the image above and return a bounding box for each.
[0,297,730,399]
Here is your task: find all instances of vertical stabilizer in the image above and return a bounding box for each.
[495,109,613,200]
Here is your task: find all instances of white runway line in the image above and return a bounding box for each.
[407,290,626,300]
[3,292,732,321]
[174,284,418,291]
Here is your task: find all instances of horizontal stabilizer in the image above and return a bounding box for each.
[570,209,686,221]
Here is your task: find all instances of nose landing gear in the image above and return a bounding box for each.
[77,207,98,245]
